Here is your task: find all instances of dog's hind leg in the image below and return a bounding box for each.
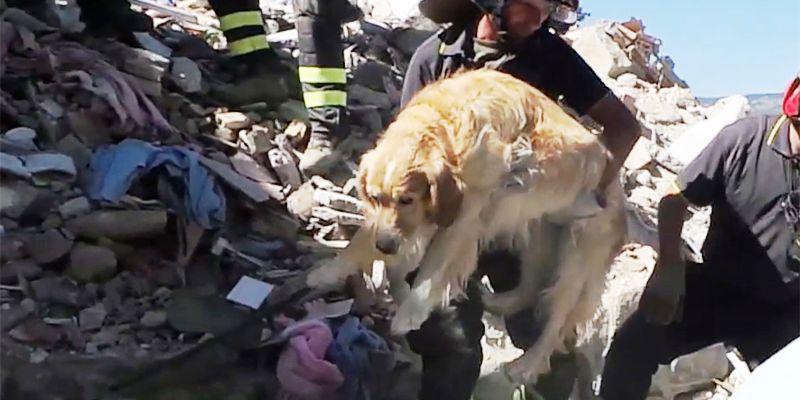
[502,226,592,385]
[482,220,559,316]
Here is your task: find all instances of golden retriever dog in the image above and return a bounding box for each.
[306,68,626,384]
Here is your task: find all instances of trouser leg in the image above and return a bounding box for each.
[406,280,485,400]
[207,0,277,66]
[292,0,361,174]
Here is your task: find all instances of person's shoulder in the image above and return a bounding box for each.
[410,27,450,61]
[525,28,572,51]
[720,114,775,146]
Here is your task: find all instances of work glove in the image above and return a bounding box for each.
[638,254,686,325]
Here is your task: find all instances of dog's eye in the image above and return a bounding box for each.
[398,196,414,206]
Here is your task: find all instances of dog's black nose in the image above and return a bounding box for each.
[375,234,400,255]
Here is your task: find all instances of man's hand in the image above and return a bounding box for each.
[639,255,686,325]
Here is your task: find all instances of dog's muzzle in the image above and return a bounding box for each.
[375,231,401,255]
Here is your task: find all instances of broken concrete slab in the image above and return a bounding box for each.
[199,156,284,202]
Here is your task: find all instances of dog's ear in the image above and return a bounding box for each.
[426,162,462,227]
[357,153,372,203]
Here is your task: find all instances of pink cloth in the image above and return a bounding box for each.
[276,320,344,400]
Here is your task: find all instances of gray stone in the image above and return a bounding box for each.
[286,181,315,220]
[0,259,43,284]
[24,229,74,264]
[140,310,167,328]
[167,290,250,335]
[58,196,91,219]
[170,57,202,93]
[78,303,107,331]
[0,180,58,220]
[67,243,118,283]
[65,210,167,240]
[31,276,87,307]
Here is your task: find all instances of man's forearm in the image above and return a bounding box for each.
[657,190,689,262]
[601,122,640,179]
[588,93,642,189]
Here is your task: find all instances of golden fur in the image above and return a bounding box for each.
[306,68,626,384]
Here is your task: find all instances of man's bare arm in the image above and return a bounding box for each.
[587,92,641,190]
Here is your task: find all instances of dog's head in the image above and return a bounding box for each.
[357,131,463,255]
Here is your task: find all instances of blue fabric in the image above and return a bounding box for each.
[87,138,225,228]
[326,316,393,400]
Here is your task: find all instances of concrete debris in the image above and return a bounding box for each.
[0,2,767,399]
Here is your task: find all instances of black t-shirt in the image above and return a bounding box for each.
[400,24,610,115]
[677,115,800,303]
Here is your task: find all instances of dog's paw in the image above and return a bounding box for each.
[503,352,551,385]
[390,296,432,335]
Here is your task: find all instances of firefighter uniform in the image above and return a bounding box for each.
[293,0,362,175]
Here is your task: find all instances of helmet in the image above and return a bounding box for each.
[471,0,580,28]
[419,0,480,24]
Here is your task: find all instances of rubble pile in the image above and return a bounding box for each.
[0,1,432,398]
[0,2,760,400]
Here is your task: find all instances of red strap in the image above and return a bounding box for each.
[783,77,800,118]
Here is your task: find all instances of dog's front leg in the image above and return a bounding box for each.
[391,209,483,335]
[306,226,381,289]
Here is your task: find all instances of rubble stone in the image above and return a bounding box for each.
[58,196,91,219]
[67,243,118,283]
[0,259,43,284]
[24,229,74,264]
[566,24,642,79]
[78,303,108,331]
[31,276,87,307]
[140,310,168,328]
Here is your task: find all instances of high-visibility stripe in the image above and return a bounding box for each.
[303,90,347,108]
[767,114,788,145]
[228,35,270,56]
[298,66,347,84]
[219,11,263,31]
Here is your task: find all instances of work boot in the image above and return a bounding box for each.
[299,129,340,176]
